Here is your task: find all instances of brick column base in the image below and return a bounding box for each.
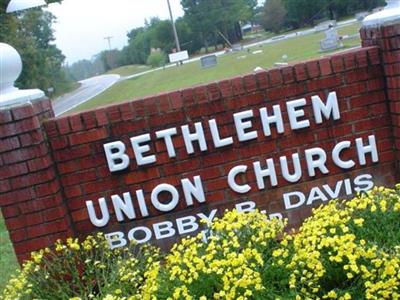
[361,21,400,175]
[0,98,73,264]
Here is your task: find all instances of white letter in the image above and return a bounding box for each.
[280,154,302,183]
[235,201,256,212]
[181,122,208,154]
[209,119,233,148]
[151,184,179,212]
[176,216,199,234]
[105,232,127,249]
[153,221,175,239]
[233,110,258,142]
[259,105,284,136]
[111,192,135,222]
[354,174,374,192]
[305,147,329,177]
[332,141,355,169]
[156,128,177,158]
[253,158,278,189]
[181,176,205,206]
[283,192,306,209]
[103,141,130,172]
[312,91,341,124]
[197,209,218,224]
[136,189,149,217]
[356,135,379,165]
[228,165,251,194]
[86,198,110,227]
[128,226,152,244]
[323,181,343,198]
[287,98,310,130]
[306,187,328,205]
[130,134,156,166]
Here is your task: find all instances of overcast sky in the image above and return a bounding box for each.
[46,0,184,63]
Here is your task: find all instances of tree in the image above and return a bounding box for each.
[0,1,68,93]
[261,0,287,33]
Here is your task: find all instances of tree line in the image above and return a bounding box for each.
[0,0,71,94]
[261,0,385,33]
[1,0,387,89]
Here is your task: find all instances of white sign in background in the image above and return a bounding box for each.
[169,50,189,63]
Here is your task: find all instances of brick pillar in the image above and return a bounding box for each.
[360,20,400,174]
[0,98,73,264]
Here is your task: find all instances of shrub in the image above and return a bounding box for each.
[146,50,166,68]
[1,233,161,300]
[1,185,399,300]
[279,185,400,300]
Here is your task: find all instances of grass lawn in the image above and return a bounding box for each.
[106,64,151,77]
[0,213,18,292]
[75,22,361,111]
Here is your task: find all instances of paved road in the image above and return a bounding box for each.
[54,18,358,115]
[52,74,120,116]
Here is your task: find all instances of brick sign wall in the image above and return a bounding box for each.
[1,23,399,263]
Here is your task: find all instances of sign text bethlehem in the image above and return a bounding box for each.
[85,91,379,248]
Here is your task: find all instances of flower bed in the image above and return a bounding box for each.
[2,185,399,300]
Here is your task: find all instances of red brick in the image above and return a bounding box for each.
[206,83,221,100]
[331,55,345,73]
[53,144,92,162]
[163,159,201,176]
[218,79,233,98]
[0,162,28,179]
[306,60,320,78]
[1,205,19,218]
[43,206,67,222]
[0,117,40,137]
[0,110,12,124]
[11,104,34,120]
[0,187,35,206]
[26,219,68,238]
[10,168,55,190]
[68,127,108,146]
[307,75,342,91]
[9,229,27,243]
[43,120,58,137]
[367,47,380,65]
[0,136,20,153]
[281,66,295,84]
[387,77,400,89]
[61,169,97,186]
[68,114,84,132]
[81,111,98,129]
[169,91,184,109]
[269,69,283,86]
[0,179,11,193]
[27,156,52,172]
[119,102,135,121]
[124,167,160,185]
[56,117,71,134]
[319,58,332,76]
[193,85,208,103]
[294,63,308,81]
[95,108,109,126]
[243,74,257,92]
[19,130,44,147]
[255,71,270,89]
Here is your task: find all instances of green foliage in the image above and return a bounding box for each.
[281,0,386,28]
[146,50,166,68]
[0,2,69,94]
[2,185,399,299]
[1,234,161,300]
[260,0,287,33]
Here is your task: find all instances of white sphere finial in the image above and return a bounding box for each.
[363,0,400,27]
[0,42,45,107]
[0,42,23,93]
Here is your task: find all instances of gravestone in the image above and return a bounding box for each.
[320,28,343,51]
[200,55,217,68]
